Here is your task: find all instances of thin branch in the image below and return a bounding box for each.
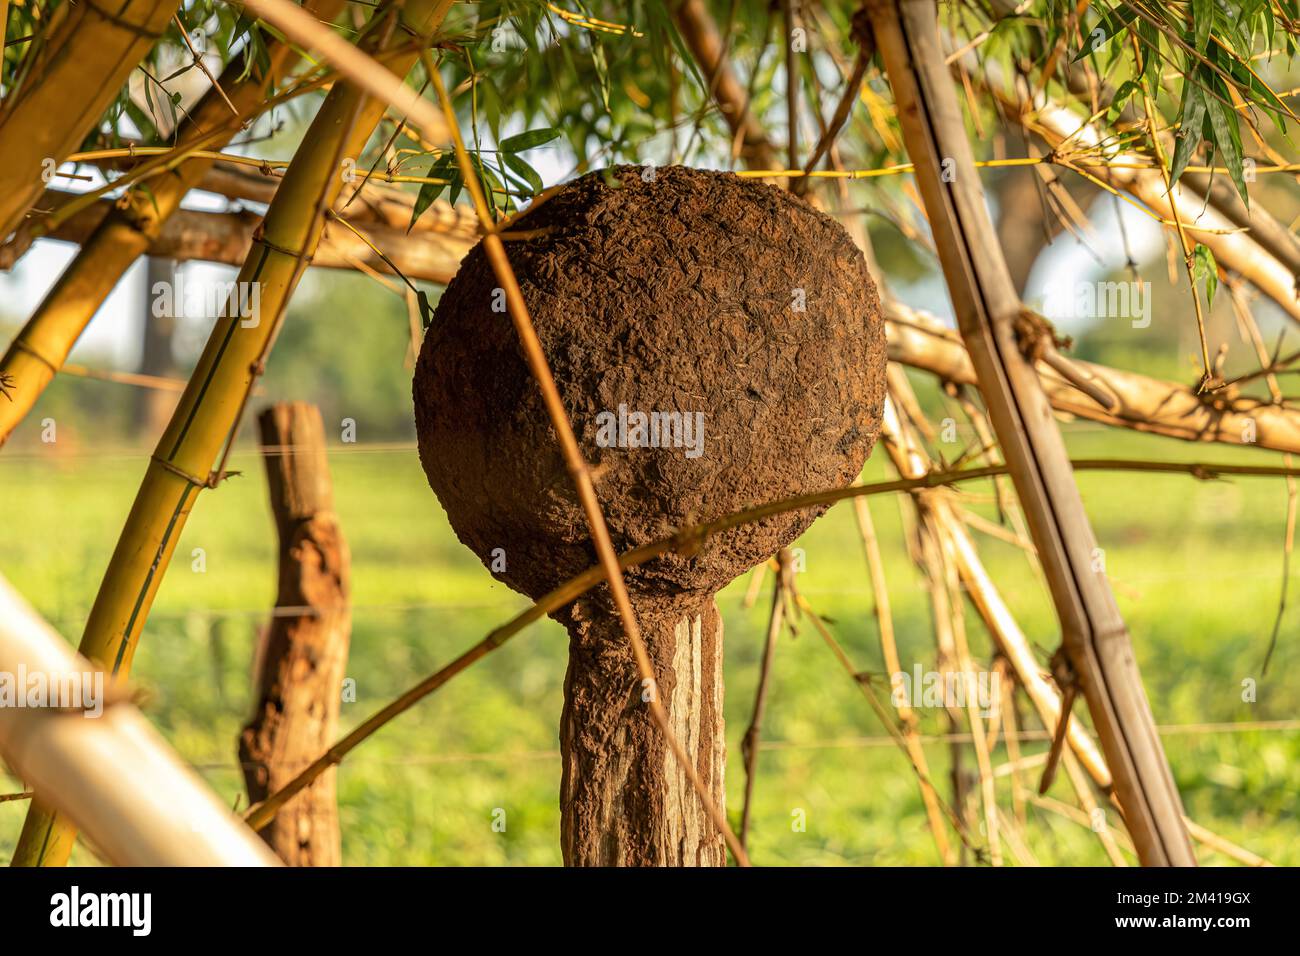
[739,549,790,850]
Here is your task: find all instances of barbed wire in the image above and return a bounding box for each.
[157,719,1300,773]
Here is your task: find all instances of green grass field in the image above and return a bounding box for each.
[2,408,1297,866]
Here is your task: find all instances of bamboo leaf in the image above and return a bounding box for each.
[590,37,612,111]
[1220,45,1290,130]
[503,151,543,194]
[1192,0,1212,53]
[499,127,560,151]
[472,153,503,217]
[1136,19,1160,96]
[1204,82,1248,205]
[137,183,160,218]
[1072,3,1139,61]
[1193,243,1219,308]
[1108,79,1141,120]
[418,290,434,330]
[1170,79,1207,184]
[409,155,454,231]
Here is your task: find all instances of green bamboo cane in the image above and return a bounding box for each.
[0,0,182,239]
[11,0,454,868]
[0,0,348,448]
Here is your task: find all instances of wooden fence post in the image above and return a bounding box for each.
[865,0,1194,865]
[239,402,351,866]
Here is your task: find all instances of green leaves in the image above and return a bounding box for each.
[497,127,556,201]
[1078,2,1292,209]
[1169,61,1250,207]
[409,154,456,232]
[1170,78,1208,185]
[1192,244,1219,308]
[408,127,557,231]
[1072,3,1138,61]
[1192,0,1213,54]
[418,290,434,331]
[1203,73,1248,204]
[503,153,544,193]
[499,127,560,152]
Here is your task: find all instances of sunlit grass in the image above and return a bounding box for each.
[1,418,1296,865]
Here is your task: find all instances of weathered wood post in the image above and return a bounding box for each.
[240,401,351,866]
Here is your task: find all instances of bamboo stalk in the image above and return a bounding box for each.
[0,0,8,69]
[0,573,280,867]
[11,189,474,288]
[795,586,973,854]
[10,0,456,868]
[938,527,1002,865]
[882,373,1114,786]
[851,490,954,864]
[0,0,182,239]
[866,0,1194,865]
[997,662,1028,828]
[0,0,348,449]
[1061,749,1129,866]
[236,0,449,145]
[915,513,973,858]
[995,805,1040,866]
[883,377,1004,864]
[886,303,1300,457]
[881,377,1271,867]
[782,0,800,173]
[882,371,1129,864]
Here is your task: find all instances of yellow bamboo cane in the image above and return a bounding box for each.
[11,0,454,867]
[0,0,348,449]
[0,0,182,239]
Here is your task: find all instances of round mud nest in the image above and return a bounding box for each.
[414,165,887,604]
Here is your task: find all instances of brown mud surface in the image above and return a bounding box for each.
[414,164,887,604]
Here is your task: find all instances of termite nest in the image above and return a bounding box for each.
[415,164,887,606]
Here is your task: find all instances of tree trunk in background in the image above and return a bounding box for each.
[993,168,1050,295]
[560,594,726,866]
[240,402,351,866]
[670,0,778,170]
[135,258,179,436]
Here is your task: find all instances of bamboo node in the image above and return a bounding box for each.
[253,231,315,264]
[10,339,58,374]
[151,455,241,489]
